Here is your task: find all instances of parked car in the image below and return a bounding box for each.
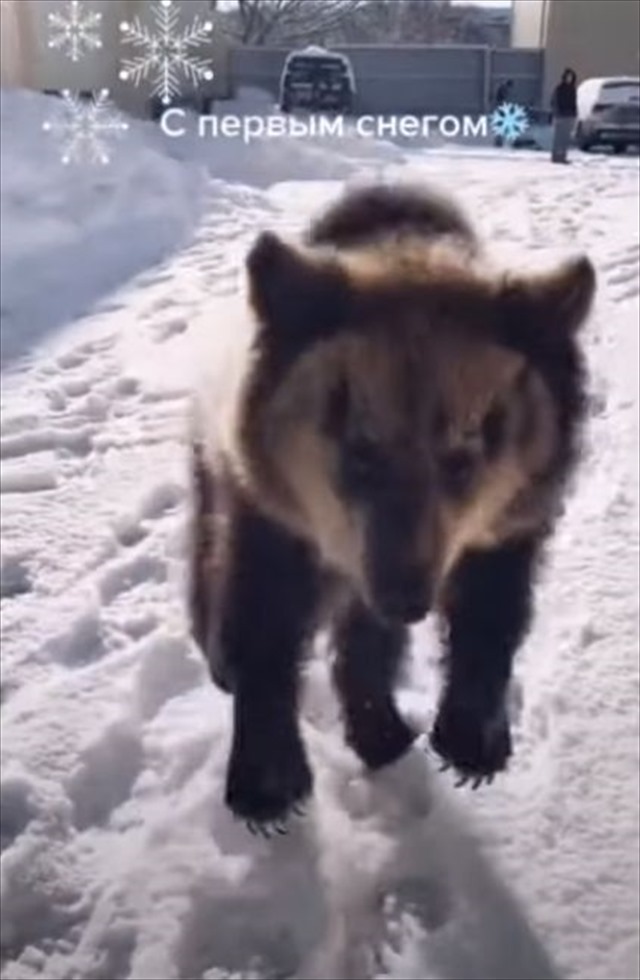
[575,76,640,153]
[279,45,355,114]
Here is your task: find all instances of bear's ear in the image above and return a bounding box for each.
[246,231,351,347]
[499,255,596,345]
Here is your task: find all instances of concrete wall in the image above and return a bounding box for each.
[232,43,544,116]
[0,1,32,89]
[511,0,640,102]
[544,0,640,101]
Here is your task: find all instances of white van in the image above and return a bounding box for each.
[575,76,640,153]
[279,45,355,114]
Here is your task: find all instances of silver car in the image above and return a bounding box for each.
[575,76,640,153]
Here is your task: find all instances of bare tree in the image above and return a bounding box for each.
[221,0,368,46]
[214,0,506,47]
[344,0,405,43]
[394,0,452,44]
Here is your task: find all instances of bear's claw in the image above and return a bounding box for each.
[429,691,512,788]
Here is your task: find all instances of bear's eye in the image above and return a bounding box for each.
[349,439,381,477]
[439,448,477,497]
[343,438,385,491]
[482,403,507,459]
[323,377,350,439]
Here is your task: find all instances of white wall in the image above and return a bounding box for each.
[0,0,35,89]
[511,0,547,48]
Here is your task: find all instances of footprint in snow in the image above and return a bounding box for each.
[0,773,37,852]
[134,632,204,722]
[153,318,189,343]
[98,552,167,606]
[176,813,328,980]
[65,718,144,831]
[45,608,107,669]
[0,552,33,599]
[111,480,184,549]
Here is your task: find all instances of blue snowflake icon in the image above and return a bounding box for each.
[490,102,530,144]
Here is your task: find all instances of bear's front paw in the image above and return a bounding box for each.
[345,701,417,770]
[429,691,512,788]
[225,725,313,830]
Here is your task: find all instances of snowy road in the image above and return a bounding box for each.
[1,95,639,980]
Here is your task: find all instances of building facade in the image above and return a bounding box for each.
[511,0,640,101]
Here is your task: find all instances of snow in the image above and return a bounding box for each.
[282,44,354,71]
[0,90,207,368]
[0,87,402,368]
[1,83,639,980]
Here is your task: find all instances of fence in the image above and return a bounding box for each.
[231,44,544,116]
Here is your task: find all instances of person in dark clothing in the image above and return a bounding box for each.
[493,79,514,146]
[550,68,578,163]
[494,79,514,107]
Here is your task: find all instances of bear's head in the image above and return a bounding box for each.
[233,228,595,624]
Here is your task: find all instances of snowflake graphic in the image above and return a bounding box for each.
[119,0,214,107]
[490,102,530,144]
[47,0,103,63]
[42,90,129,166]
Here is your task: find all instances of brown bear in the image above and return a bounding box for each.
[187,182,595,831]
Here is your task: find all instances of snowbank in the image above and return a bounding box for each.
[0,86,404,369]
[0,89,211,368]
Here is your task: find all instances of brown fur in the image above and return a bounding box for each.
[306,181,478,252]
[189,181,596,822]
[230,213,594,612]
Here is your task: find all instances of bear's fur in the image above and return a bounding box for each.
[188,181,596,826]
